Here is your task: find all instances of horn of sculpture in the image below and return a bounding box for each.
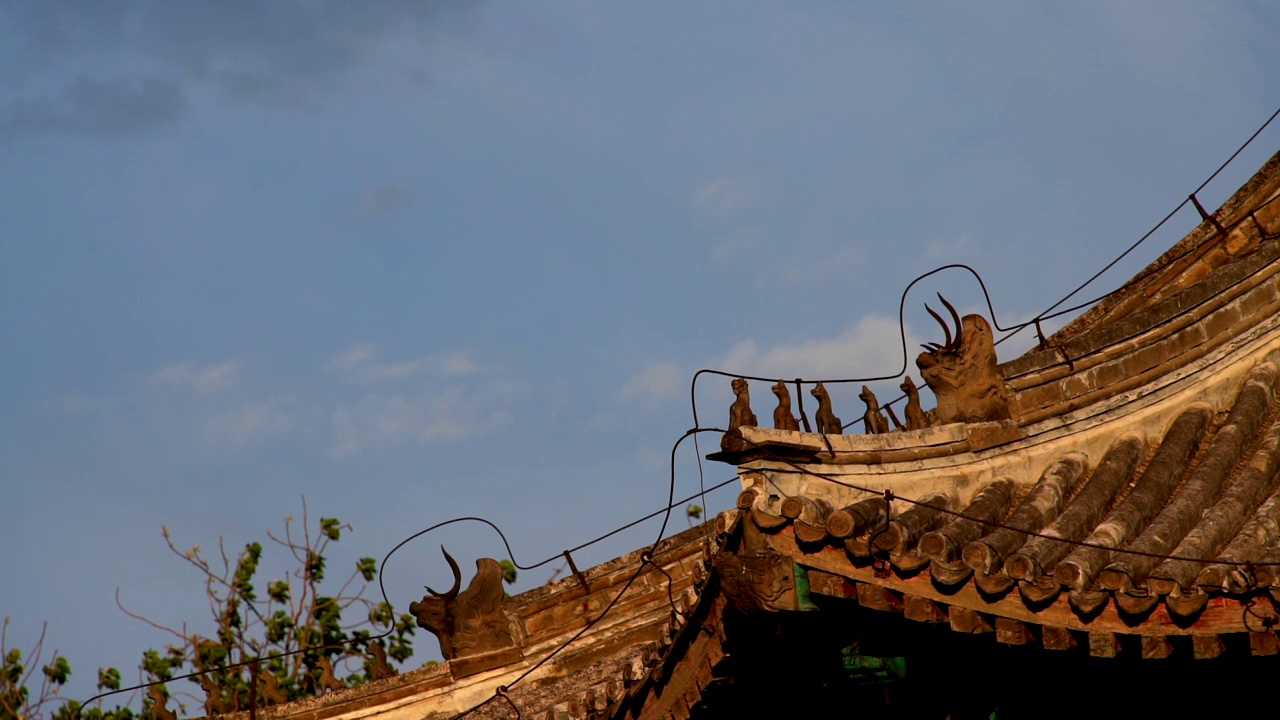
[915,294,1016,425]
[425,546,462,600]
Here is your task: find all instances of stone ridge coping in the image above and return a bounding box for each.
[1002,232,1280,381]
[738,423,967,452]
[505,522,713,610]
[1048,148,1280,345]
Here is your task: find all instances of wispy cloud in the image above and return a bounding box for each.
[620,361,684,409]
[718,314,920,381]
[150,361,242,395]
[924,234,972,262]
[326,344,479,382]
[694,172,764,217]
[0,2,479,137]
[329,379,527,458]
[776,247,866,287]
[201,398,297,449]
[710,227,767,264]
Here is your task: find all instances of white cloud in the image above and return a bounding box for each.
[776,247,866,287]
[620,361,684,408]
[202,398,296,449]
[924,234,972,262]
[150,361,242,395]
[719,315,922,381]
[325,344,376,372]
[695,172,764,217]
[325,344,479,382]
[710,227,767,263]
[329,379,527,458]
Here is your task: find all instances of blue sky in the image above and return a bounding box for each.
[3,0,1280,705]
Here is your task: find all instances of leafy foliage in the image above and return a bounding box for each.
[115,499,418,709]
[1,618,133,720]
[6,497,521,718]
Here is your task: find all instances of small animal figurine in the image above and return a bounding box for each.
[259,668,287,706]
[810,382,843,435]
[859,385,889,435]
[199,673,231,715]
[901,375,929,430]
[316,655,345,693]
[147,686,178,720]
[771,380,800,431]
[728,378,758,431]
[367,640,397,681]
[885,376,929,432]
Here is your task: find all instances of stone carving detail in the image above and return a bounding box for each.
[199,673,232,715]
[728,378,757,431]
[409,548,518,660]
[722,378,760,452]
[367,640,397,681]
[886,376,929,431]
[146,687,177,720]
[916,295,1016,425]
[900,375,930,430]
[859,385,889,434]
[259,668,287,705]
[712,549,796,613]
[811,382,843,435]
[771,380,800,431]
[315,655,344,693]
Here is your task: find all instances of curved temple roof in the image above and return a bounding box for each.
[717,148,1280,660]
[227,151,1280,719]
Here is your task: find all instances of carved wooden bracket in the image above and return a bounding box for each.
[712,549,798,613]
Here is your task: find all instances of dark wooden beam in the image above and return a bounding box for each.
[948,606,992,634]
[856,583,902,613]
[805,568,854,599]
[1089,632,1120,658]
[903,594,947,623]
[1250,631,1279,656]
[1041,626,1076,651]
[1192,635,1225,660]
[995,618,1033,645]
[1141,635,1173,660]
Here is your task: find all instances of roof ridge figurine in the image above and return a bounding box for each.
[811,382,843,435]
[771,380,800,431]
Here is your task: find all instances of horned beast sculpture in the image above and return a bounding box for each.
[915,294,1016,425]
[409,547,517,660]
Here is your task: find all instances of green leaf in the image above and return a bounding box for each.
[356,557,377,582]
[499,559,518,585]
[686,503,703,520]
[305,550,326,582]
[268,579,290,603]
[319,518,341,541]
[42,656,71,685]
[97,667,121,691]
